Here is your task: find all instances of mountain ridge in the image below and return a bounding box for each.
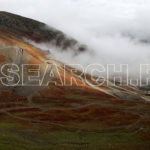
[0,11,87,53]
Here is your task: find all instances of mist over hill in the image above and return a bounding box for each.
[0,11,87,55]
[0,3,150,149]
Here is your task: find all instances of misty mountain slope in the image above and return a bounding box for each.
[0,11,87,53]
[0,12,150,150]
[0,30,148,101]
[0,30,115,98]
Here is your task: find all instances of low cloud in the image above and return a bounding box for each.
[1,0,150,79]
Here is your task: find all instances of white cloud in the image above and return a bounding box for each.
[1,0,150,77]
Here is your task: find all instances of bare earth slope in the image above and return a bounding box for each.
[0,12,150,150]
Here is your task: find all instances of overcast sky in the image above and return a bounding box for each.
[1,0,150,76]
[1,0,150,37]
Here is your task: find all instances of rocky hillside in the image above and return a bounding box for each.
[0,12,150,150]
